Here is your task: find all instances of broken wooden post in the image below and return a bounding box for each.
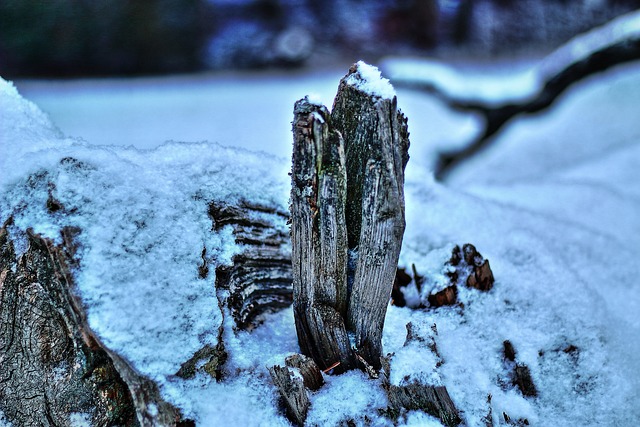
[290,62,409,373]
[291,97,353,372]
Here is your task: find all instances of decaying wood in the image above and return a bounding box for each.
[502,411,531,426]
[428,285,458,307]
[513,365,537,398]
[481,394,494,427]
[415,243,495,308]
[405,322,444,372]
[0,224,185,427]
[333,65,410,371]
[291,63,410,373]
[503,340,538,398]
[290,98,352,371]
[391,267,413,307]
[176,342,227,381]
[285,354,324,391]
[447,244,494,292]
[380,357,461,426]
[268,364,310,426]
[209,201,293,329]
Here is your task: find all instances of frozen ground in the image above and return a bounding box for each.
[2,56,640,426]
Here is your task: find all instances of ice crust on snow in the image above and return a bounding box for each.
[346,60,396,99]
[2,51,640,426]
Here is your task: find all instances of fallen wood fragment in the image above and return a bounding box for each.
[380,357,461,426]
[503,340,538,398]
[209,201,293,329]
[268,364,310,426]
[285,353,324,391]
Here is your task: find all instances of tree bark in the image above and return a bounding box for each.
[291,63,410,372]
[0,223,185,427]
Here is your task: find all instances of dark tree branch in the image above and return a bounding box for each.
[389,11,640,180]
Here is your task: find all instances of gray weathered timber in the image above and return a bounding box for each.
[291,99,353,371]
[290,63,410,373]
[209,201,293,330]
[333,64,410,370]
[268,364,310,426]
[0,224,184,427]
[285,354,324,391]
[381,352,461,426]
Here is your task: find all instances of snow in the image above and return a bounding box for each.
[2,51,640,426]
[0,411,11,427]
[382,8,640,107]
[14,70,344,152]
[0,75,291,416]
[0,135,291,384]
[306,370,388,426]
[346,61,397,99]
[68,413,92,427]
[381,56,540,106]
[394,62,640,425]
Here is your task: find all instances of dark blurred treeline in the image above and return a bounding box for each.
[1,0,638,77]
[0,0,212,77]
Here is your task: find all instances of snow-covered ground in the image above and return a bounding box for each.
[382,9,640,108]
[14,65,481,174]
[2,55,640,426]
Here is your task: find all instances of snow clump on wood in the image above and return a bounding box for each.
[346,60,396,99]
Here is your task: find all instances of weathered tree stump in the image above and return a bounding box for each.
[290,62,409,373]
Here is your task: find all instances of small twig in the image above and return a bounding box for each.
[322,361,341,374]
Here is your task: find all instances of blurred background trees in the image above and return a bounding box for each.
[0,0,638,77]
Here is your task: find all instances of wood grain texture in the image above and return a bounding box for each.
[291,63,410,372]
[0,225,185,427]
[333,65,410,370]
[290,98,353,371]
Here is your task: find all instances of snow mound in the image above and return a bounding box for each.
[0,76,291,422]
